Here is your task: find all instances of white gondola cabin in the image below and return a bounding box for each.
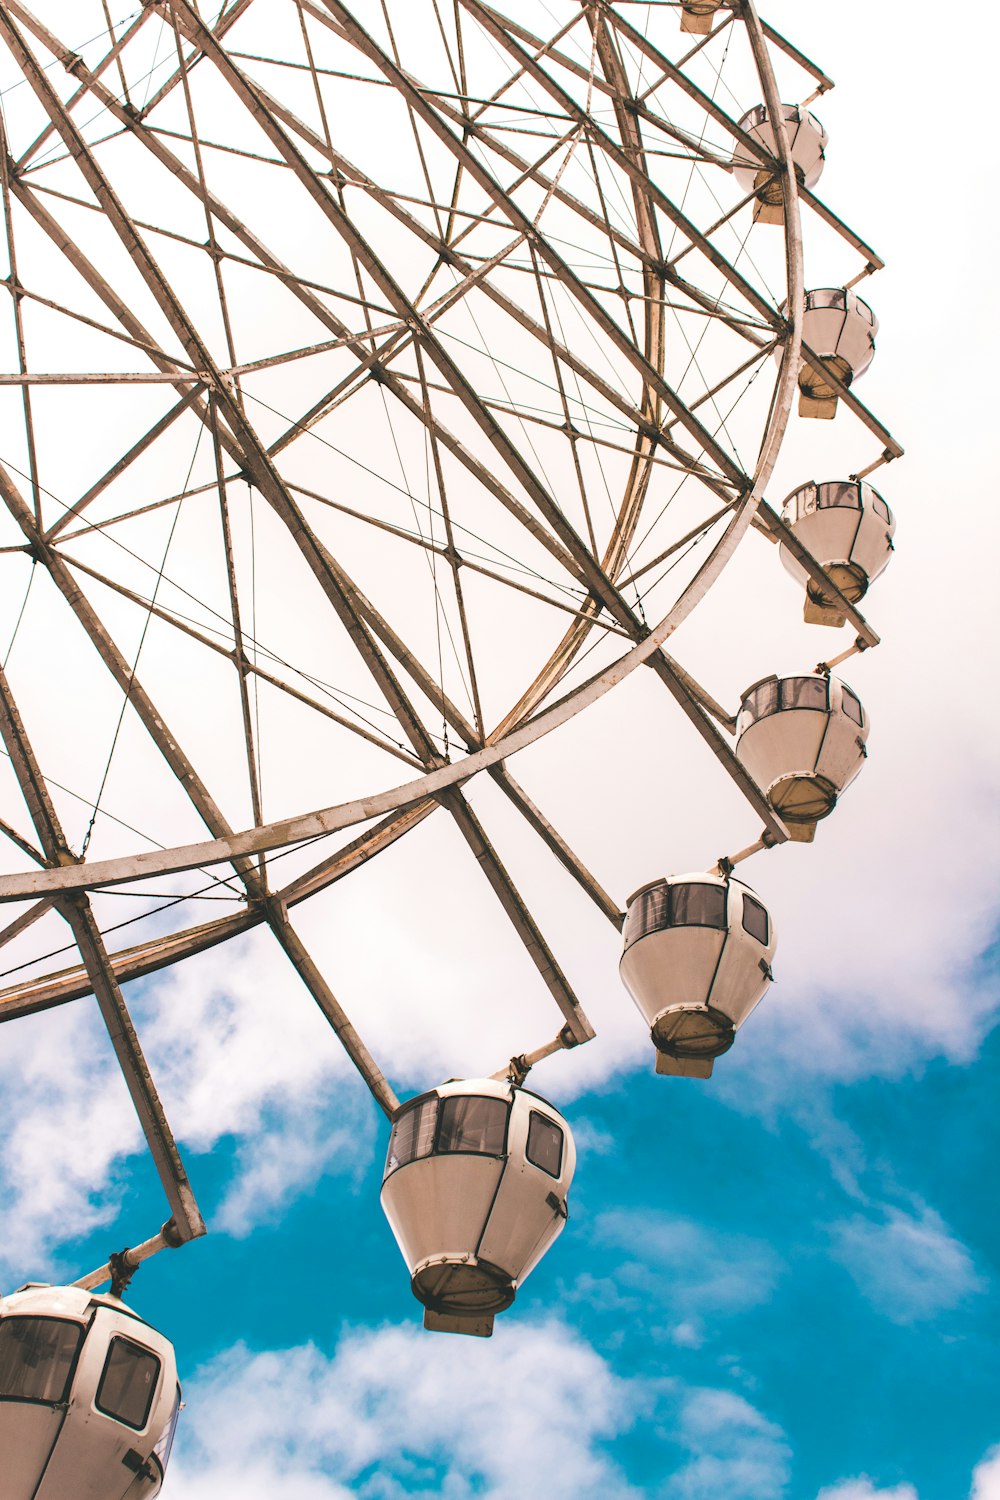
[793,288,878,418]
[679,0,722,33]
[733,104,827,223]
[381,1078,575,1338]
[780,479,896,625]
[0,1283,180,1500]
[620,873,775,1079]
[736,673,869,841]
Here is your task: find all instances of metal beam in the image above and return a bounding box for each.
[0,657,205,1242]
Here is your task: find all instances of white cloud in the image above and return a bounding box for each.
[139,934,363,1149]
[169,1320,791,1500]
[816,1482,918,1500]
[669,1321,704,1350]
[139,933,377,1234]
[971,1446,1000,1500]
[663,1387,791,1500]
[171,1320,643,1500]
[591,1208,782,1322]
[829,1204,983,1324]
[0,1002,138,1282]
[0,928,378,1278]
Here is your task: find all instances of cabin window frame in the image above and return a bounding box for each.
[383,1093,439,1181]
[525,1111,564,1179]
[741,894,770,946]
[0,1315,84,1406]
[623,880,728,951]
[94,1335,161,1432]
[779,676,829,714]
[817,481,860,510]
[740,677,780,725]
[783,485,814,523]
[384,1093,512,1180]
[806,288,847,312]
[434,1094,511,1161]
[670,882,728,930]
[840,686,864,726]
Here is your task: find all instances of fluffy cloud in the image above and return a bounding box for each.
[816,1483,919,1500]
[660,1388,790,1500]
[0,928,377,1278]
[808,1443,1000,1500]
[139,933,376,1233]
[829,1204,983,1324]
[171,1320,643,1500]
[588,1208,782,1324]
[170,1320,792,1500]
[0,1001,137,1281]
[971,1446,1000,1500]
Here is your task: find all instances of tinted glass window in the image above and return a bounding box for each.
[781,485,813,523]
[872,495,891,523]
[741,894,769,945]
[436,1096,508,1157]
[624,884,670,947]
[742,679,779,724]
[96,1338,160,1431]
[840,687,863,725]
[817,481,859,509]
[807,289,845,311]
[384,1097,438,1179]
[780,677,827,712]
[0,1317,82,1404]
[526,1112,564,1178]
[670,883,727,930]
[793,485,815,521]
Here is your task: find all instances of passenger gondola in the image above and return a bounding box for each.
[779,479,896,625]
[793,288,878,418]
[733,103,827,222]
[0,1282,180,1500]
[735,673,870,840]
[381,1078,575,1338]
[620,872,776,1078]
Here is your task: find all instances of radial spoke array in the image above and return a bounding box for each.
[0,1,898,1199]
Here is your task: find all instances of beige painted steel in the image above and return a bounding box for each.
[0,1283,178,1499]
[680,0,723,33]
[620,873,776,1079]
[779,481,896,625]
[380,1079,575,1338]
[735,675,870,841]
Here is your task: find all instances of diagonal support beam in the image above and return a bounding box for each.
[439,787,595,1045]
[0,657,205,1242]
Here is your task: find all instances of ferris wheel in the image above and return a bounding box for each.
[0,0,902,1490]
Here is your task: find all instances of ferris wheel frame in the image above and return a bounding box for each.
[0,0,901,1286]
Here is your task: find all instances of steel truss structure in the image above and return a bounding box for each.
[0,0,900,1272]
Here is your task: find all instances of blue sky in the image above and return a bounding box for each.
[14,930,993,1499]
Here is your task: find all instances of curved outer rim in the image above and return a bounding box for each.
[0,5,803,916]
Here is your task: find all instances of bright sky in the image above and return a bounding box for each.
[0,2,997,1498]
